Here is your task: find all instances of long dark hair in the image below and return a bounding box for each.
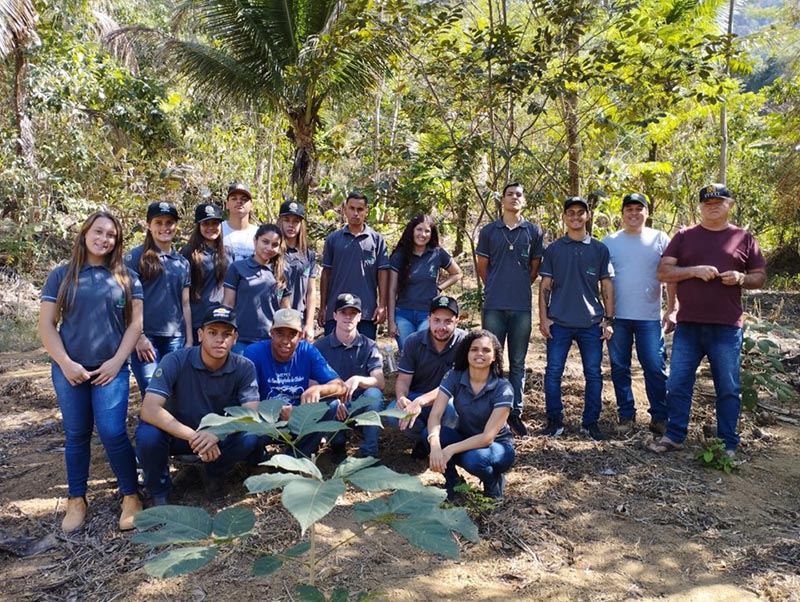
[255,223,287,290]
[390,214,440,295]
[182,216,227,303]
[138,214,177,281]
[453,329,504,378]
[56,211,133,326]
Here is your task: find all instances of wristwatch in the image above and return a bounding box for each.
[603,315,615,325]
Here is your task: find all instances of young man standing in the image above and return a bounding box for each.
[650,184,766,456]
[222,182,258,263]
[315,293,385,460]
[317,192,390,340]
[538,197,615,441]
[476,183,545,436]
[602,193,675,435]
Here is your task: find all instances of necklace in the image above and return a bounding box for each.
[500,225,523,251]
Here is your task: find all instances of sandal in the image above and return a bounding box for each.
[647,437,683,454]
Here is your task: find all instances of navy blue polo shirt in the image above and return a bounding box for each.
[244,340,339,404]
[439,369,514,444]
[41,264,144,367]
[398,328,467,394]
[223,258,293,344]
[285,247,317,314]
[476,219,544,311]
[321,225,390,321]
[125,245,191,337]
[539,235,613,328]
[145,346,259,430]
[315,332,383,397]
[181,245,228,331]
[390,247,453,311]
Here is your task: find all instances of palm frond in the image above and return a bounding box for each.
[0,0,37,58]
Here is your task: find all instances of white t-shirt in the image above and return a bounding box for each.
[222,221,258,263]
[602,227,670,321]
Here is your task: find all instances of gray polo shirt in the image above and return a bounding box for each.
[181,245,228,331]
[476,218,544,311]
[321,225,390,321]
[390,247,453,311]
[146,346,259,430]
[315,332,383,398]
[124,245,191,337]
[223,258,293,344]
[539,235,613,328]
[41,263,144,367]
[285,247,317,314]
[398,328,467,394]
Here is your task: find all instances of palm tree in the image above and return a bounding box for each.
[118,0,399,202]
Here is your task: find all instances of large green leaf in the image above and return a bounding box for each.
[332,456,379,480]
[287,402,331,435]
[379,407,411,419]
[330,588,351,602]
[252,555,283,576]
[212,507,256,539]
[224,405,260,419]
[298,419,351,438]
[353,488,446,523]
[348,397,383,414]
[258,398,288,423]
[295,584,326,602]
[282,478,346,534]
[346,465,427,492]
[265,453,322,479]
[133,506,213,546]
[143,546,218,577]
[426,506,480,543]
[245,472,309,494]
[283,541,311,558]
[351,411,383,428]
[390,516,461,559]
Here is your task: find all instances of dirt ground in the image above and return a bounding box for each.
[1,292,799,602]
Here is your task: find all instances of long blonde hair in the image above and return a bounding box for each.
[55,211,133,326]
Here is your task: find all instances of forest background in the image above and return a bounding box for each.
[2,0,800,304]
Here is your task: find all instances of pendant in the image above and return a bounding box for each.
[509,244,514,250]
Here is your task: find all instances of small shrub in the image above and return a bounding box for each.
[695,438,736,474]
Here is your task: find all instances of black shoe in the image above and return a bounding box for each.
[445,475,467,502]
[410,441,429,460]
[483,474,506,500]
[580,422,606,441]
[507,413,529,437]
[539,418,564,438]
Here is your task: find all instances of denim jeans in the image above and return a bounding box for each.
[482,309,532,415]
[328,387,385,457]
[135,420,267,497]
[325,319,377,340]
[394,307,429,352]
[544,323,604,426]
[431,426,515,497]
[385,392,459,442]
[607,319,668,422]
[52,363,138,497]
[664,323,743,450]
[130,335,185,395]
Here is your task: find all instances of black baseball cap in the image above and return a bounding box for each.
[194,203,224,223]
[334,293,362,312]
[202,304,237,330]
[227,182,252,200]
[564,197,590,212]
[430,295,459,316]
[146,201,179,221]
[698,183,732,203]
[279,200,306,219]
[622,193,648,209]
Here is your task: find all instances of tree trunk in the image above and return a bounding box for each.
[288,113,316,204]
[13,45,35,172]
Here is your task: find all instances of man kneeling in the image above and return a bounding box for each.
[137,305,266,504]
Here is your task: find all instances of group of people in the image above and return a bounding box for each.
[39,179,765,534]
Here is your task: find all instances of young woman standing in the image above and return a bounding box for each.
[277,200,317,340]
[181,203,228,341]
[426,329,515,501]
[388,214,462,351]
[39,211,144,532]
[125,202,192,394]
[223,224,292,354]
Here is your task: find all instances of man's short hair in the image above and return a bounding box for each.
[502,182,523,196]
[346,191,368,204]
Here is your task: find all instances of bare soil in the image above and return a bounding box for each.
[1,292,799,602]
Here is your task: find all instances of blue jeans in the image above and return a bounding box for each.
[544,323,604,426]
[394,307,429,352]
[325,319,377,340]
[482,309,532,415]
[432,426,515,497]
[607,319,668,422]
[664,323,743,450]
[135,420,267,497]
[385,393,459,442]
[130,335,185,395]
[52,363,138,497]
[328,387,385,457]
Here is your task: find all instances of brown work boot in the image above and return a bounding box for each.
[62,496,87,533]
[119,493,143,531]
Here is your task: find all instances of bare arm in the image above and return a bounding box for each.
[182,286,193,347]
[373,268,389,324]
[438,261,462,291]
[141,390,220,460]
[538,275,553,339]
[530,257,542,283]
[317,267,329,327]
[663,282,678,333]
[222,287,236,307]
[343,368,385,403]
[430,405,511,474]
[300,378,347,404]
[600,277,614,341]
[476,255,488,285]
[657,256,719,283]
[92,298,144,386]
[39,301,90,385]
[303,275,317,341]
[387,270,399,338]
[720,267,766,289]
